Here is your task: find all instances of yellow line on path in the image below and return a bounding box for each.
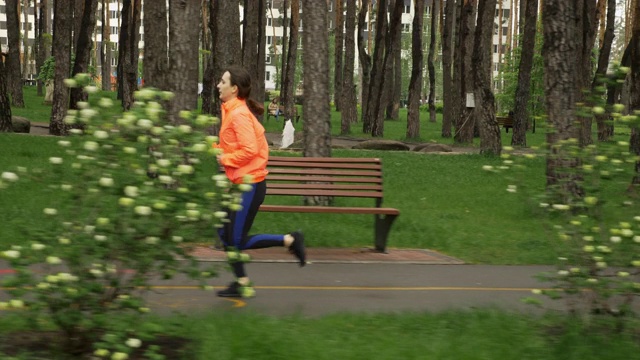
[94,285,543,292]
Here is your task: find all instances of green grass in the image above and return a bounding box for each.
[2,309,639,359]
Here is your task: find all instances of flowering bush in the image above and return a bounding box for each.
[483,64,640,318]
[0,74,244,357]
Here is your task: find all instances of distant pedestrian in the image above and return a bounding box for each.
[213,65,306,298]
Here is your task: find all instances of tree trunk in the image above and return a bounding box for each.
[279,0,288,96]
[427,0,439,123]
[6,0,24,107]
[22,0,31,81]
[340,0,358,135]
[386,4,402,122]
[577,0,599,146]
[302,0,331,158]
[242,0,266,113]
[441,0,456,138]
[201,0,217,116]
[283,0,300,124]
[357,0,371,125]
[49,0,72,136]
[0,55,12,132]
[542,0,583,198]
[473,0,501,155]
[511,0,538,146]
[70,0,98,110]
[629,0,640,186]
[101,0,111,91]
[334,0,344,111]
[455,0,476,145]
[362,0,388,135]
[407,0,425,139]
[593,0,616,142]
[167,0,200,123]
[142,0,167,90]
[117,0,129,102]
[36,0,49,96]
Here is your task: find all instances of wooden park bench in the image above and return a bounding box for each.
[266,103,300,122]
[496,115,514,133]
[259,156,400,253]
[496,114,536,133]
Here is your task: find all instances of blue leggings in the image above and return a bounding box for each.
[217,181,285,277]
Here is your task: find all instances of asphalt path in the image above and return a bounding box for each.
[1,260,568,317]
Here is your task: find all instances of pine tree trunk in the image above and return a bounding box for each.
[49,0,72,136]
[357,0,371,126]
[6,0,24,107]
[167,0,200,123]
[594,0,616,142]
[70,0,98,110]
[142,0,167,90]
[363,0,388,135]
[36,0,49,96]
[101,0,112,91]
[340,0,358,135]
[543,0,583,197]
[0,56,12,132]
[512,0,538,146]
[334,0,344,111]
[629,0,640,185]
[427,0,439,123]
[407,0,425,139]
[201,0,216,116]
[474,0,501,155]
[302,0,331,158]
[455,0,476,145]
[441,0,456,138]
[283,0,300,125]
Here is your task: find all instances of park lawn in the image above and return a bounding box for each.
[1,309,639,359]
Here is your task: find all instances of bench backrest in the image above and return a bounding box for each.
[266,156,385,207]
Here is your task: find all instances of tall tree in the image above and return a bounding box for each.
[201,0,217,115]
[279,0,289,96]
[283,0,300,124]
[407,0,426,139]
[455,0,476,145]
[142,0,167,90]
[36,0,49,96]
[440,0,456,138]
[334,0,344,111]
[302,0,332,158]
[6,0,24,107]
[340,0,358,135]
[357,0,371,125]
[242,0,266,111]
[209,0,242,118]
[542,0,583,197]
[167,0,200,123]
[630,0,640,186]
[362,0,388,134]
[49,0,72,136]
[593,0,616,141]
[511,0,539,146]
[117,0,142,110]
[473,0,501,155]
[0,54,12,132]
[385,0,402,121]
[427,0,440,123]
[101,0,113,91]
[70,0,99,110]
[576,0,599,146]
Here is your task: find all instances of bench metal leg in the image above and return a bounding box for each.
[374,214,398,253]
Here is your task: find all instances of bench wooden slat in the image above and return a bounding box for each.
[269,160,382,170]
[270,156,381,163]
[260,204,399,216]
[266,189,383,198]
[268,168,382,177]
[266,175,382,183]
[268,183,383,191]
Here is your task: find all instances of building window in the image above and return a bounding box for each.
[299,19,303,31]
[267,36,272,45]
[110,10,118,18]
[22,23,33,31]
[298,36,303,49]
[266,55,271,64]
[267,17,272,27]
[502,27,508,36]
[328,20,333,29]
[402,23,410,33]
[0,21,6,30]
[328,1,333,11]
[111,26,118,35]
[111,57,117,66]
[266,71,271,81]
[404,5,410,13]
